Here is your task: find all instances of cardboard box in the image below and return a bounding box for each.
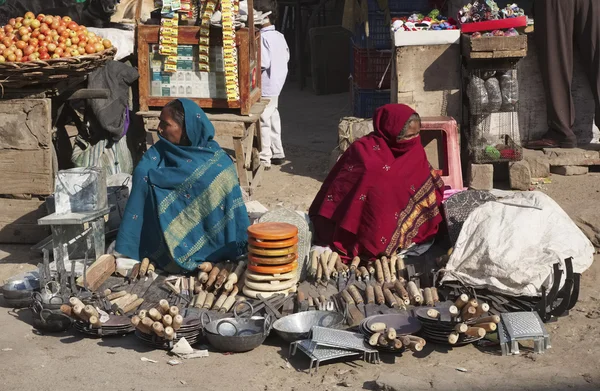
[393,30,460,47]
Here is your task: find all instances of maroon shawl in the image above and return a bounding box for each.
[309,104,445,261]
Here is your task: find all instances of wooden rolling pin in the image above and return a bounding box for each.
[131,316,152,334]
[340,290,355,306]
[427,309,440,319]
[461,305,477,320]
[477,315,501,324]
[320,252,330,281]
[106,291,127,301]
[203,293,215,309]
[465,327,486,338]
[374,284,385,305]
[89,315,101,328]
[152,322,165,337]
[213,292,228,310]
[316,262,323,282]
[219,287,239,313]
[369,333,381,346]
[381,256,391,283]
[393,281,410,304]
[327,252,339,276]
[365,285,375,304]
[164,326,175,341]
[162,314,173,327]
[118,294,139,310]
[195,290,207,309]
[386,328,397,341]
[392,339,403,350]
[157,299,170,315]
[309,250,319,277]
[475,303,490,317]
[69,297,84,308]
[359,266,370,282]
[60,304,74,318]
[214,264,231,290]
[406,281,422,304]
[430,287,440,304]
[73,304,88,321]
[138,310,147,319]
[383,288,397,308]
[423,288,434,306]
[396,257,405,279]
[169,306,179,318]
[141,317,154,331]
[148,308,163,322]
[389,255,397,282]
[455,323,468,333]
[454,294,469,309]
[375,258,384,284]
[347,285,364,304]
[198,262,213,272]
[448,332,459,345]
[172,315,183,331]
[84,305,99,320]
[139,258,150,277]
[475,322,497,332]
[224,261,246,291]
[198,271,209,284]
[123,298,144,314]
[206,265,221,289]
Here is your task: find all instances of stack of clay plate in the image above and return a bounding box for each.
[135,317,202,350]
[244,222,299,298]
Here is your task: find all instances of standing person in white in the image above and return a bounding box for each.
[256,0,289,168]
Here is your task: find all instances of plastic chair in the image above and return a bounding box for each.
[420,116,463,190]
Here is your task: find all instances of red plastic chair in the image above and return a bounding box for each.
[420,116,463,190]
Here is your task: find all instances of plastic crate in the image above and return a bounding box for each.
[352,84,391,118]
[352,45,392,89]
[354,11,400,49]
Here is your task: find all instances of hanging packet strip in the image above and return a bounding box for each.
[159,15,179,72]
[199,0,218,71]
[221,0,240,102]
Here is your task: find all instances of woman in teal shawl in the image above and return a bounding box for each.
[115,99,250,272]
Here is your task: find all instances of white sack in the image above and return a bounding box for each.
[87,27,135,61]
[440,191,594,296]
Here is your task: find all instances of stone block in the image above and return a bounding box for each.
[522,148,550,178]
[509,160,531,191]
[468,163,494,190]
[543,148,600,166]
[550,165,589,176]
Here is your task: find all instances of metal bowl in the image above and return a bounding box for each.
[202,313,272,353]
[272,311,345,342]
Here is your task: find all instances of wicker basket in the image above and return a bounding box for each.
[0,46,117,89]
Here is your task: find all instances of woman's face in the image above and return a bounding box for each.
[158,108,184,145]
[398,120,421,141]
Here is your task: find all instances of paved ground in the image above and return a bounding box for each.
[1,83,599,391]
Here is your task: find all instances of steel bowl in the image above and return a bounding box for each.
[272,311,345,342]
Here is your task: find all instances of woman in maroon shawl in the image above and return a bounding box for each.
[309,104,445,261]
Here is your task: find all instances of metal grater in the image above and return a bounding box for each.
[499,312,551,355]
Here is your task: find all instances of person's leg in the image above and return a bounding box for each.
[259,97,277,166]
[528,0,577,148]
[269,96,285,163]
[574,0,600,133]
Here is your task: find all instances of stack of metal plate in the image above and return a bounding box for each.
[289,326,379,373]
[415,307,483,346]
[73,316,135,337]
[358,313,421,352]
[135,317,202,350]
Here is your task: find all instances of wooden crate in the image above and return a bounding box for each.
[0,99,54,195]
[137,25,262,115]
[462,34,528,59]
[0,198,50,244]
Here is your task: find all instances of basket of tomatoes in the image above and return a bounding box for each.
[0,12,117,89]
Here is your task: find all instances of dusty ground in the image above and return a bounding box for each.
[1,84,600,391]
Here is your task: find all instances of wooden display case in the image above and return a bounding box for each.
[137,25,262,115]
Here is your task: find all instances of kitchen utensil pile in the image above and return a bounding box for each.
[289,326,379,373]
[189,258,246,313]
[272,310,345,342]
[243,222,300,298]
[416,295,500,346]
[131,299,202,349]
[359,312,422,353]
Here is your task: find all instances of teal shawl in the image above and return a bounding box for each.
[115,99,249,272]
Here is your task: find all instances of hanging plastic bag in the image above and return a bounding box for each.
[499,70,519,111]
[467,75,488,114]
[485,77,502,112]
